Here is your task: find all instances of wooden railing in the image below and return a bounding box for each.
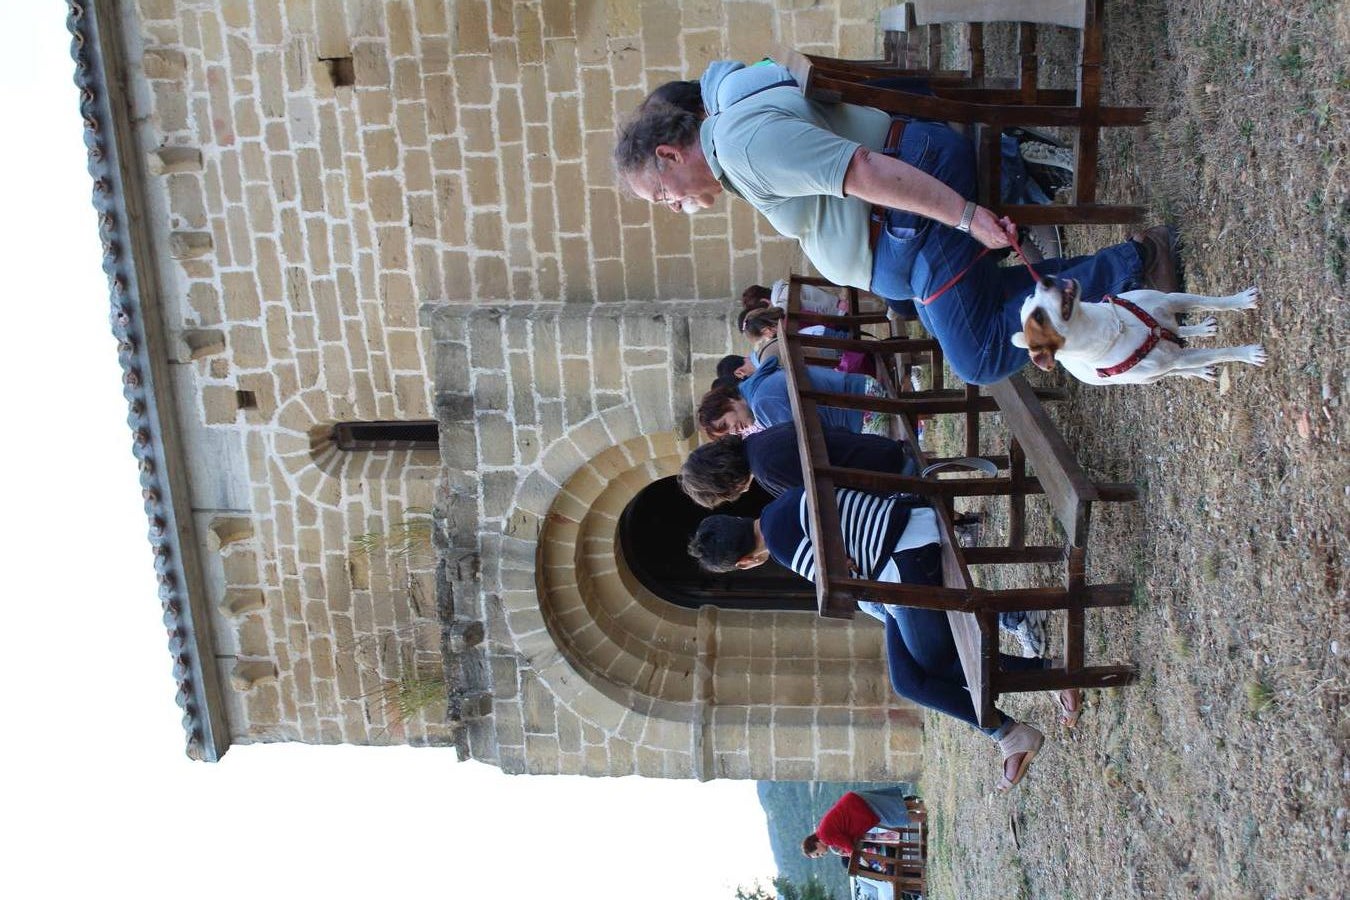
[777,274,1137,725]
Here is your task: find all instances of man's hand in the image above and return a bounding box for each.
[968,208,1015,250]
[843,148,1016,251]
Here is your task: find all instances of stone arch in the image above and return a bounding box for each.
[529,419,905,729]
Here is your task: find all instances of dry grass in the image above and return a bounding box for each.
[918,3,1349,897]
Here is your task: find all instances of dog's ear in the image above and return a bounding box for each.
[1011,332,1029,349]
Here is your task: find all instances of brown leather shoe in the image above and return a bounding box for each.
[1130,225,1181,293]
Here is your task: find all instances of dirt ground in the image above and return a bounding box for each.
[916,3,1349,898]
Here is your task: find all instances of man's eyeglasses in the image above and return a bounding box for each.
[652,160,673,207]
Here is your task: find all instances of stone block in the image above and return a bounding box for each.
[362,127,398,171]
[236,612,270,658]
[231,659,278,691]
[519,670,557,734]
[152,81,189,133]
[220,588,266,617]
[367,175,404,222]
[464,155,501,207]
[549,94,582,163]
[229,324,267,370]
[453,55,493,106]
[245,684,282,727]
[639,2,681,69]
[186,281,222,326]
[620,229,656,300]
[202,384,239,425]
[395,100,428,148]
[177,328,227,362]
[634,745,665,778]
[524,734,560,775]
[169,231,213,260]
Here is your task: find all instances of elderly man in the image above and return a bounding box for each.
[613,61,1176,385]
[688,485,1078,791]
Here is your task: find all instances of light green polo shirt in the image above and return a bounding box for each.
[699,86,891,290]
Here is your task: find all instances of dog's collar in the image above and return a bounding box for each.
[1094,294,1188,379]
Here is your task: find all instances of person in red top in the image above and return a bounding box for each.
[801,788,916,858]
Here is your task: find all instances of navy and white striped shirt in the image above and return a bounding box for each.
[759,486,914,583]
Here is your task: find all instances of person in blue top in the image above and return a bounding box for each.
[697,356,889,437]
[612,61,1178,386]
[678,422,916,508]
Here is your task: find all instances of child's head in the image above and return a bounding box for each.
[697,385,753,438]
[679,435,752,509]
[740,284,772,311]
[741,306,784,340]
[715,354,746,382]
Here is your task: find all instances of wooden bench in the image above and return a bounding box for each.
[849,797,928,899]
[777,0,1149,227]
[778,275,1136,726]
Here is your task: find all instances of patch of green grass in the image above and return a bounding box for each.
[1011,859,1034,900]
[1131,582,1148,607]
[390,671,446,723]
[1329,206,1348,284]
[351,507,435,563]
[1202,551,1221,581]
[1201,19,1246,71]
[1277,44,1307,78]
[1245,677,1275,715]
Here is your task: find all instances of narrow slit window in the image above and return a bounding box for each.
[332,420,438,451]
[322,56,356,88]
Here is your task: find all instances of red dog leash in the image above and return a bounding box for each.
[919,216,1041,306]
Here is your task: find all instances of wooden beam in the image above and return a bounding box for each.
[987,375,1097,546]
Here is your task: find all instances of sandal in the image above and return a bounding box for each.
[1053,688,1084,728]
[995,723,1044,792]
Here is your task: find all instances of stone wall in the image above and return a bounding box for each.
[434,301,922,779]
[122,0,913,773]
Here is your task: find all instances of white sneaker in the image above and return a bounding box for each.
[999,609,1049,658]
[1019,140,1074,173]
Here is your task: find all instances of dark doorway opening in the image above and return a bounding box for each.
[618,476,816,611]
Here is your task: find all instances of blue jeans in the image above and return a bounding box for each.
[878,543,1044,736]
[870,121,1143,385]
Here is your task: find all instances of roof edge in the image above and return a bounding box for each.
[69,0,231,761]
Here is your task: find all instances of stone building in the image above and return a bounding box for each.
[81,0,921,778]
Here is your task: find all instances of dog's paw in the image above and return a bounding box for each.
[1182,366,1218,382]
[1181,316,1218,337]
[1237,286,1260,308]
[1240,344,1267,366]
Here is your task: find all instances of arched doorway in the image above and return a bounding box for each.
[618,476,816,611]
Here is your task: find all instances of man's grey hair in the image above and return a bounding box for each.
[612,97,702,182]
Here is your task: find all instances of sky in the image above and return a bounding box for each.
[0,7,775,898]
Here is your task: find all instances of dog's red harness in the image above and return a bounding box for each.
[1094,294,1188,379]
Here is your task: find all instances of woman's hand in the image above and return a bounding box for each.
[968,208,1015,250]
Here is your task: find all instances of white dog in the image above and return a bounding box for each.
[1010,277,1267,385]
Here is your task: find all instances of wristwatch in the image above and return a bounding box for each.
[955,200,977,234]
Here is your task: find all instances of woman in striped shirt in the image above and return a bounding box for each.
[689,485,1080,791]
